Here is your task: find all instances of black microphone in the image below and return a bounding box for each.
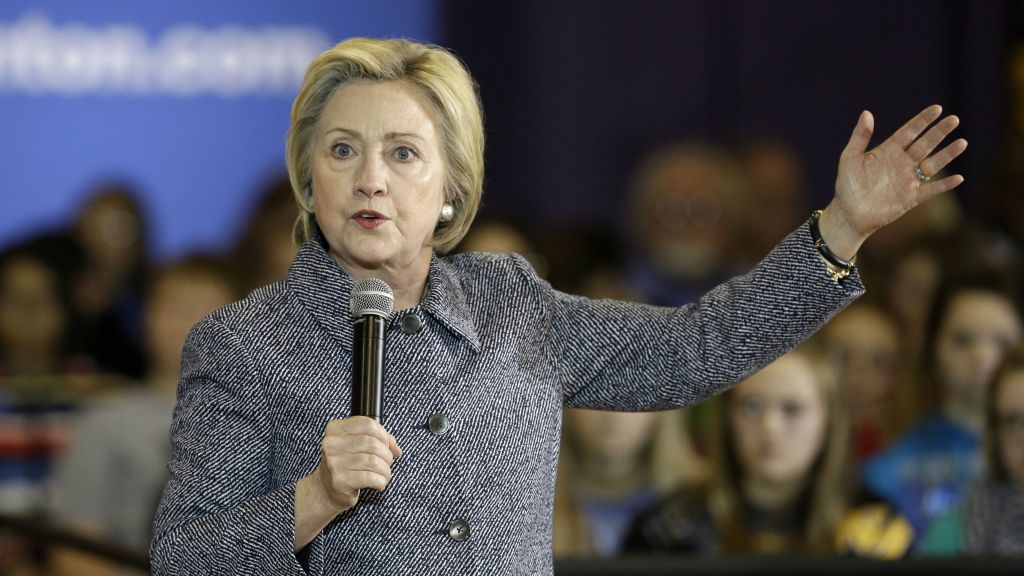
[349,278,394,423]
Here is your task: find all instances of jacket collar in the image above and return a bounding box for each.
[287,225,481,353]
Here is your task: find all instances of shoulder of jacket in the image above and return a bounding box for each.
[199,280,292,336]
[443,251,542,287]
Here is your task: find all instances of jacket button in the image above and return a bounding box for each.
[400,313,423,334]
[448,518,470,542]
[428,413,450,436]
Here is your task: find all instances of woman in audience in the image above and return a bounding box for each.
[625,343,912,558]
[553,409,705,557]
[863,273,1023,542]
[919,343,1024,556]
[48,255,235,575]
[820,301,910,460]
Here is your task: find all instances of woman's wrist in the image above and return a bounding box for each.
[816,203,867,262]
[294,471,343,552]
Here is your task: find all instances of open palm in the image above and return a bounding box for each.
[832,105,967,239]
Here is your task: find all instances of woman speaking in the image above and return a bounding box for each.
[150,38,966,574]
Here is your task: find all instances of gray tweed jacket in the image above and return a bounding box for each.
[151,220,863,575]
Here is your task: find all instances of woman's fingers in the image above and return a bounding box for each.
[841,110,875,158]
[889,104,943,150]
[919,174,966,202]
[317,416,403,509]
[919,138,968,178]
[905,115,960,162]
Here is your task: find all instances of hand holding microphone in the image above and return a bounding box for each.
[295,279,401,550]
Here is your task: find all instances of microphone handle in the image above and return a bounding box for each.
[352,315,385,422]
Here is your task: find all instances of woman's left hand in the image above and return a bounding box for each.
[820,105,967,260]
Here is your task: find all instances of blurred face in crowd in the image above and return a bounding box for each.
[729,355,828,487]
[75,191,143,272]
[739,142,805,257]
[0,257,65,369]
[311,80,446,276]
[886,249,941,357]
[823,306,900,418]
[144,274,235,380]
[565,409,657,464]
[633,152,735,281]
[936,291,1022,412]
[996,370,1024,487]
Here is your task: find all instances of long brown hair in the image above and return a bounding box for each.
[707,341,853,554]
[984,343,1024,483]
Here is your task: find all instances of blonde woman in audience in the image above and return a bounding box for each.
[553,409,705,557]
[625,343,912,558]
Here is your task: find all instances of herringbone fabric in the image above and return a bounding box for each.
[151,219,863,574]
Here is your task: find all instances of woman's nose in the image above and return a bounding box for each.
[354,154,387,197]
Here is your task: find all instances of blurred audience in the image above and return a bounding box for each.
[0,238,86,515]
[624,343,912,558]
[962,343,1024,557]
[919,343,1024,557]
[554,409,704,558]
[820,301,911,461]
[457,219,548,279]
[624,143,745,305]
[734,139,808,269]
[230,176,300,297]
[47,254,235,574]
[67,184,151,378]
[862,272,1023,545]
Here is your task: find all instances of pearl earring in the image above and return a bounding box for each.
[439,203,455,223]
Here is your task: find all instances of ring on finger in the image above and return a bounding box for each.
[914,165,931,183]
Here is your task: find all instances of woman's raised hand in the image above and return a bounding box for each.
[819,105,968,260]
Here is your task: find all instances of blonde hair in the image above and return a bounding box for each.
[286,37,484,253]
[708,341,853,554]
[552,409,707,557]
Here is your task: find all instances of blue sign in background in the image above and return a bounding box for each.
[0,1,440,257]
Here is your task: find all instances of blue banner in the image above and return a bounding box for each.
[0,1,440,256]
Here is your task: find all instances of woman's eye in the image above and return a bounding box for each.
[332,143,354,158]
[740,396,763,418]
[781,401,805,419]
[394,146,416,161]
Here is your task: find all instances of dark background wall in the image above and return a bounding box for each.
[444,0,1015,240]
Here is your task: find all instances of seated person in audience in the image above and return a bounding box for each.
[0,237,84,573]
[862,274,1022,542]
[47,255,234,574]
[624,343,913,558]
[553,409,705,557]
[820,301,911,460]
[922,343,1024,556]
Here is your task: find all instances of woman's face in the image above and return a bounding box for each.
[565,409,657,463]
[936,291,1022,411]
[996,370,1024,487]
[729,355,829,487]
[0,257,65,360]
[824,307,900,418]
[311,80,446,275]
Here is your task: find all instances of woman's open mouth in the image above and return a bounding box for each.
[353,210,387,229]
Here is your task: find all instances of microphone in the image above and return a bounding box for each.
[349,278,394,423]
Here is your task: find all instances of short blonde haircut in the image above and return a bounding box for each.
[286,38,484,253]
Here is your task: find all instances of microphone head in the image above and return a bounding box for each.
[350,278,394,318]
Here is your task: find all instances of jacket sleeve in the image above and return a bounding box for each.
[150,316,307,575]
[547,218,864,410]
